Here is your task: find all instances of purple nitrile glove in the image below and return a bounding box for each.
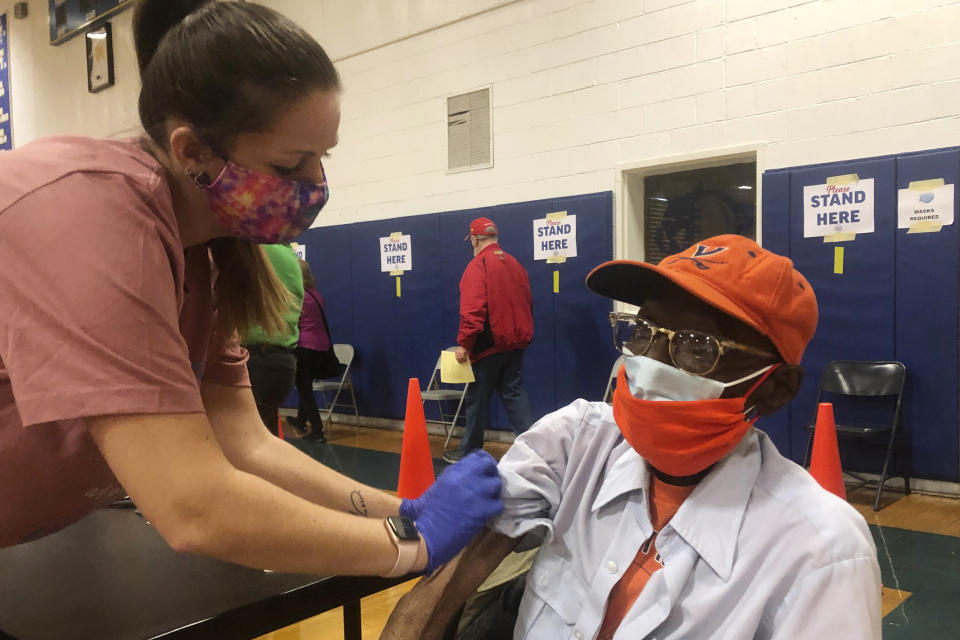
[399,450,503,574]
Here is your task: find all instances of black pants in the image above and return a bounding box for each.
[246,346,297,435]
[459,349,533,453]
[294,346,338,430]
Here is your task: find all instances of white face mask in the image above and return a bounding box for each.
[623,355,773,402]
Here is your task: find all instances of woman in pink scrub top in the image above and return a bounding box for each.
[0,0,501,579]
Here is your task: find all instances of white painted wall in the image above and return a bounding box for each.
[296,0,960,228]
[1,2,139,145]
[6,0,960,230]
[1,0,519,143]
[263,0,521,60]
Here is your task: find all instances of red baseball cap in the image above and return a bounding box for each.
[586,235,818,364]
[465,217,498,240]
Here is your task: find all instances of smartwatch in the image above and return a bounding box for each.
[383,515,420,577]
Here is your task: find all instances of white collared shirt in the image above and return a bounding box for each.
[492,399,882,640]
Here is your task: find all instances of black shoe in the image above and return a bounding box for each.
[442,449,467,464]
[303,428,327,443]
[285,416,308,436]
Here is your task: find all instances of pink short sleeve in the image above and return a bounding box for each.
[203,333,251,388]
[0,173,204,426]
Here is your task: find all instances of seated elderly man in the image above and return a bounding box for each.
[383,235,881,640]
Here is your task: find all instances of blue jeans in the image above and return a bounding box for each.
[458,349,533,453]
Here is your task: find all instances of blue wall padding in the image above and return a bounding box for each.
[304,223,354,347]
[758,171,793,455]
[764,148,960,481]
[895,149,960,480]
[291,192,614,431]
[789,157,898,471]
[349,215,443,420]
[550,193,619,408]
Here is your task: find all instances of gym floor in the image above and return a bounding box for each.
[255,422,960,640]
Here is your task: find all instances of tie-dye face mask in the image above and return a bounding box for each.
[205,160,329,244]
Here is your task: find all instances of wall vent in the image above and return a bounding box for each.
[447,88,491,171]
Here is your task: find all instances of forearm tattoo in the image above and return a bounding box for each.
[349,490,368,516]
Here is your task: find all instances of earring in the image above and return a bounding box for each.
[185,168,212,189]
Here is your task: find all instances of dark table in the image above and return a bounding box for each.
[0,508,409,640]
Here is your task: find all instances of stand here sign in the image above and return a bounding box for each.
[803,178,875,238]
[533,214,578,261]
[380,234,412,272]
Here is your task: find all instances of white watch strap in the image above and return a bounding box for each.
[384,518,419,578]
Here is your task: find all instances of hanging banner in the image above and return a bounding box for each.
[898,180,954,232]
[803,176,874,239]
[533,213,577,261]
[380,233,412,273]
[0,14,11,151]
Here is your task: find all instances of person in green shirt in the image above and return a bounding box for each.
[242,243,304,435]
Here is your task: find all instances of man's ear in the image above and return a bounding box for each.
[168,125,218,176]
[750,364,804,415]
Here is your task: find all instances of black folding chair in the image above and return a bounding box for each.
[803,360,911,510]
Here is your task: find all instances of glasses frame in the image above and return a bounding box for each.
[608,311,777,376]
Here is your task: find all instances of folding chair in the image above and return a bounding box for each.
[312,344,359,428]
[602,355,625,404]
[421,348,470,449]
[802,360,911,511]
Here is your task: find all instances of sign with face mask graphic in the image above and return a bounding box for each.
[897,182,954,231]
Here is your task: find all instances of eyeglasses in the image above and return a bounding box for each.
[609,312,777,376]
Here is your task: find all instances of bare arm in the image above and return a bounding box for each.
[199,382,402,517]
[380,529,519,640]
[86,410,425,575]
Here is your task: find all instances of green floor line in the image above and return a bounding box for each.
[871,524,960,638]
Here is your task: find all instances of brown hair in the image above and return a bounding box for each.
[299,259,317,290]
[133,0,340,337]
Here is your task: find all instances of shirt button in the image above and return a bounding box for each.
[574,631,584,640]
[606,560,618,573]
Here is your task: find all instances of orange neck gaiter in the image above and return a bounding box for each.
[611,366,774,477]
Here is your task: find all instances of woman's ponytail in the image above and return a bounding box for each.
[133,0,213,74]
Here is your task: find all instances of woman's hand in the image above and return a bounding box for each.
[400,450,502,573]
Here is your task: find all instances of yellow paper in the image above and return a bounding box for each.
[907,221,943,234]
[826,174,859,186]
[833,247,844,275]
[546,256,566,264]
[390,231,402,241]
[909,178,945,190]
[440,350,475,384]
[546,211,568,220]
[823,233,856,243]
[396,276,401,297]
[553,270,559,293]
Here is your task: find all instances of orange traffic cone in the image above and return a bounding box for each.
[809,402,846,499]
[277,416,285,441]
[397,378,436,499]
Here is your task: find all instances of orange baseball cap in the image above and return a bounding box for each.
[586,235,818,364]
[465,217,498,240]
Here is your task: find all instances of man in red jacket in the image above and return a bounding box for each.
[444,217,534,463]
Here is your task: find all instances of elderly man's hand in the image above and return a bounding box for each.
[455,347,469,364]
